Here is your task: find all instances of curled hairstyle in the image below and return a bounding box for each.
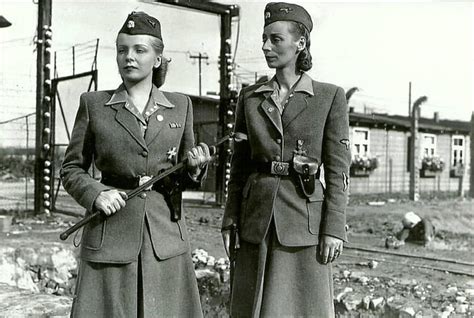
[149,37,169,88]
[289,22,312,72]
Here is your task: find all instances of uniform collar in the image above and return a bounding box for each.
[254,72,314,96]
[105,84,175,108]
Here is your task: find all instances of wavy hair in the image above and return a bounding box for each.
[289,22,312,72]
[149,37,169,88]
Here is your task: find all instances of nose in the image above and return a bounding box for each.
[262,39,271,53]
[125,50,135,61]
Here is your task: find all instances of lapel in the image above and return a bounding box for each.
[111,103,148,150]
[104,85,147,150]
[281,73,315,130]
[259,93,283,136]
[281,93,309,130]
[145,89,176,146]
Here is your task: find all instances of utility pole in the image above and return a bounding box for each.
[189,52,209,96]
[408,81,411,116]
[34,0,53,215]
[409,96,427,201]
[470,112,474,198]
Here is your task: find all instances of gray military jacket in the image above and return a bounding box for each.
[223,73,351,246]
[61,84,200,263]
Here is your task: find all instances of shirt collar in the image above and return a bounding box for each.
[105,84,175,108]
[254,72,314,96]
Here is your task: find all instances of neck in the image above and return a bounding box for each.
[124,78,153,98]
[275,66,302,90]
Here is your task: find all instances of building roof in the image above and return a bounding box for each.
[187,94,472,135]
[349,112,471,134]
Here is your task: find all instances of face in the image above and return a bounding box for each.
[262,21,304,70]
[116,33,161,84]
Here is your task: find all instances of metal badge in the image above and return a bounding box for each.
[167,147,177,161]
[169,122,182,128]
[279,7,294,14]
[271,161,290,176]
[127,20,135,29]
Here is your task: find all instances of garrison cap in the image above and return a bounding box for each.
[264,2,313,32]
[119,11,162,41]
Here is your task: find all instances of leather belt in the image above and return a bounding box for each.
[101,174,159,191]
[254,161,291,176]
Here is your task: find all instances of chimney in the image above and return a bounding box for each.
[349,106,354,113]
[434,112,439,123]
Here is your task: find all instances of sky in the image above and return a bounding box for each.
[1,0,473,124]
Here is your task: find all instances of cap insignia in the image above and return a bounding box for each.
[265,11,271,19]
[127,20,135,29]
[279,7,293,14]
[147,19,156,28]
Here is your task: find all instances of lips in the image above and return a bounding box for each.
[124,65,137,70]
[265,56,277,61]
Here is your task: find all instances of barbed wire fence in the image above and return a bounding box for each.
[0,111,36,211]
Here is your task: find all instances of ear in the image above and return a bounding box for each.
[297,37,306,52]
[154,55,162,69]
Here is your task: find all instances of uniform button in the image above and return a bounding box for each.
[274,155,281,161]
[289,93,294,98]
[139,193,147,199]
[276,138,282,144]
[141,151,148,157]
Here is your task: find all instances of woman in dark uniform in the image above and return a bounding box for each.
[221,2,351,317]
[61,11,210,317]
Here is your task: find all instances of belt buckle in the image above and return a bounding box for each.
[139,175,153,191]
[271,161,289,176]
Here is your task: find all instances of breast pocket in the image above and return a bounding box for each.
[306,181,325,235]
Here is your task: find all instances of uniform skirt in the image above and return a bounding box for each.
[70,217,202,318]
[230,222,334,318]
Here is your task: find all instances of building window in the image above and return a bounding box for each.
[452,135,465,167]
[352,128,370,157]
[421,133,436,158]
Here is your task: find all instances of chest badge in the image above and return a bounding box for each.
[169,122,182,129]
[293,139,307,156]
[166,147,177,161]
[157,114,164,122]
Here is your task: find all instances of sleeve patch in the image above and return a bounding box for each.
[340,139,350,150]
[342,172,349,192]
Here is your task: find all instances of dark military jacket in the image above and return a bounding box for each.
[61,84,200,263]
[223,73,351,246]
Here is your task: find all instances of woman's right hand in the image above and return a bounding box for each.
[222,229,240,258]
[94,189,128,216]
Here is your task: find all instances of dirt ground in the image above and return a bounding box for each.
[0,183,473,316]
[183,197,474,316]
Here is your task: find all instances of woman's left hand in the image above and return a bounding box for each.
[319,235,344,264]
[187,142,212,178]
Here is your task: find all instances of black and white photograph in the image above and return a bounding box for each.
[0,0,473,317]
